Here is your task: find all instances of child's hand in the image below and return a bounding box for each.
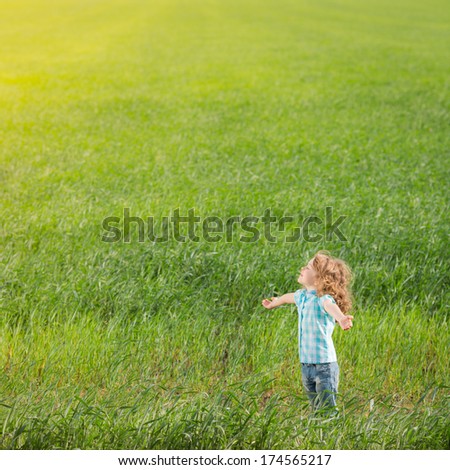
[338,315,354,330]
[262,297,278,309]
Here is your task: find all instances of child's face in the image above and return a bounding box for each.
[297,258,317,286]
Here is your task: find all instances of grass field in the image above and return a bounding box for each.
[0,0,449,450]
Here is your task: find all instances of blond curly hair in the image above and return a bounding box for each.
[311,250,354,314]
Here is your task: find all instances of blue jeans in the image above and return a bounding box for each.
[301,361,339,416]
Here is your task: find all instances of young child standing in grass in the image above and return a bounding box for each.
[262,250,354,417]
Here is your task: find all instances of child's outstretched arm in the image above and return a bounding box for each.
[261,293,295,309]
[323,299,354,330]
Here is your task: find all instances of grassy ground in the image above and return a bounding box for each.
[0,0,449,449]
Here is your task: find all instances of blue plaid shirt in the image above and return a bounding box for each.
[294,288,338,364]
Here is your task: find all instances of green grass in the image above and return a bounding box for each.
[0,0,449,449]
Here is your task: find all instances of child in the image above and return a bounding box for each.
[262,250,354,417]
